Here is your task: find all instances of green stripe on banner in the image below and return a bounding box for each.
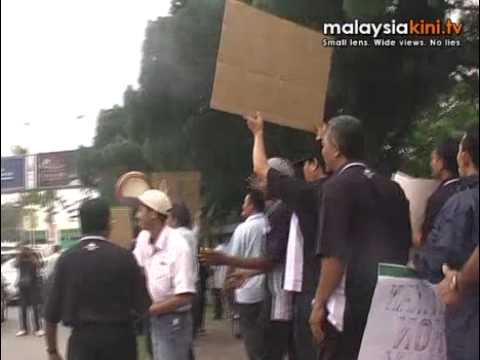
[378,263,419,279]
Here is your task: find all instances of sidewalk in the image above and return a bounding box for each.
[1,306,247,360]
[139,315,246,360]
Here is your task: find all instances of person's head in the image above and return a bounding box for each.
[322,115,365,172]
[457,125,479,177]
[295,154,327,182]
[52,245,61,253]
[79,198,111,237]
[18,245,30,259]
[248,158,294,196]
[135,190,172,232]
[241,190,265,219]
[168,203,192,229]
[430,138,460,180]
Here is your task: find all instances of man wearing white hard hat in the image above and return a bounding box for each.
[133,189,196,360]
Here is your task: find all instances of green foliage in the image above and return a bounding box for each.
[400,82,479,177]
[18,189,66,225]
[1,204,23,241]
[10,146,28,156]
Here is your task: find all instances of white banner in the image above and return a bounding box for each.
[358,264,447,360]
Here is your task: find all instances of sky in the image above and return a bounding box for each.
[1,0,171,156]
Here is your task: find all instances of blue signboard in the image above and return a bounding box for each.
[1,157,25,193]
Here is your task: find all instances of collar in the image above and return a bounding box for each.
[337,161,367,176]
[245,213,265,223]
[152,226,172,251]
[80,235,108,242]
[442,178,460,187]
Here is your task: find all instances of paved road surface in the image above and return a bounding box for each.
[1,306,247,360]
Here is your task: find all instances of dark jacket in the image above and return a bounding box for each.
[415,175,479,360]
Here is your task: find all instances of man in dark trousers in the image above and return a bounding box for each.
[309,115,411,360]
[15,245,44,337]
[44,198,151,360]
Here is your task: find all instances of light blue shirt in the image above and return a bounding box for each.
[228,213,266,304]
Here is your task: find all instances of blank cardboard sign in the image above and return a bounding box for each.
[211,0,333,132]
[150,172,202,216]
[110,207,134,250]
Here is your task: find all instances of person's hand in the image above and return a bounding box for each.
[199,249,229,266]
[309,303,328,344]
[225,270,253,290]
[48,351,63,360]
[437,264,463,307]
[244,111,264,135]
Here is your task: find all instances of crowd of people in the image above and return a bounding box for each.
[38,113,478,360]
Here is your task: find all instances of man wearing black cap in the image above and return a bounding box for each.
[44,198,151,360]
[244,113,329,360]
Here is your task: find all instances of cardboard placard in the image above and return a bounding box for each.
[150,172,202,215]
[359,264,446,360]
[109,207,134,250]
[210,0,333,132]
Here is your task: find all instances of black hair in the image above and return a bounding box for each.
[462,124,479,168]
[170,203,193,229]
[293,162,306,180]
[434,137,460,177]
[293,139,327,178]
[326,115,365,160]
[247,190,265,213]
[79,198,111,235]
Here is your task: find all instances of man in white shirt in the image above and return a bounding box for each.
[227,191,267,360]
[133,190,196,360]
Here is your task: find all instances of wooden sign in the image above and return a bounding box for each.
[109,207,134,250]
[150,172,202,215]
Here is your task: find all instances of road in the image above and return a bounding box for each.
[1,306,247,360]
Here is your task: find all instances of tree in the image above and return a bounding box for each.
[11,146,28,156]
[1,203,23,242]
[400,82,479,177]
[78,0,479,222]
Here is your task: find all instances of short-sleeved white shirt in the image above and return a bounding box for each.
[228,213,267,304]
[176,227,199,283]
[133,227,196,304]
